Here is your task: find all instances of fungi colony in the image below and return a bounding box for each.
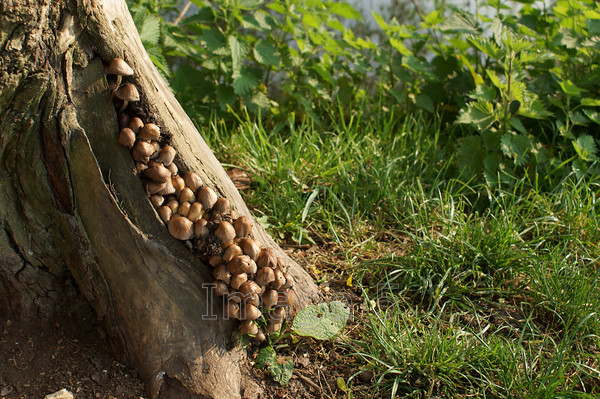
[107,57,296,341]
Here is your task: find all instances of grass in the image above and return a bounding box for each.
[197,108,600,398]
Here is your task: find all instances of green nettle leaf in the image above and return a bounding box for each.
[440,10,480,33]
[326,2,363,21]
[558,79,585,97]
[250,91,271,109]
[233,71,259,95]
[456,101,495,130]
[292,301,350,340]
[581,98,600,106]
[583,109,600,125]
[254,40,281,67]
[140,15,161,46]
[200,28,226,52]
[501,133,531,166]
[229,36,249,76]
[389,38,411,56]
[573,135,599,161]
[468,35,502,59]
[457,135,485,175]
[469,85,497,101]
[415,93,434,113]
[519,99,552,119]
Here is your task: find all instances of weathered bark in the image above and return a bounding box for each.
[0,0,319,398]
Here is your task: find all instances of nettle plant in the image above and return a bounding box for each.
[128,0,371,124]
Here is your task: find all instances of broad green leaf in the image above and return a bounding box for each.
[581,98,600,106]
[292,301,350,340]
[255,346,277,369]
[559,79,585,97]
[326,2,363,21]
[183,7,215,24]
[439,10,480,33]
[372,12,389,31]
[519,99,552,119]
[303,13,320,29]
[486,70,505,90]
[269,358,294,386]
[415,94,434,113]
[389,38,411,56]
[233,68,259,94]
[501,133,531,165]
[250,91,271,108]
[457,135,485,174]
[200,28,226,52]
[456,101,495,130]
[229,36,249,76]
[583,109,600,125]
[468,35,502,59]
[573,135,599,161]
[510,116,527,134]
[254,40,280,67]
[469,85,497,101]
[140,15,161,46]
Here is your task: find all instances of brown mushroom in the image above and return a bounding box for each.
[179,187,196,203]
[138,123,160,141]
[233,216,253,238]
[212,198,230,214]
[256,267,276,287]
[143,164,171,183]
[114,83,139,112]
[156,145,176,166]
[212,264,231,284]
[262,289,278,310]
[187,202,203,223]
[128,117,144,134]
[197,186,218,210]
[183,172,203,192]
[257,247,277,269]
[118,127,136,148]
[105,57,134,89]
[239,238,261,260]
[215,221,236,245]
[227,255,251,275]
[168,214,194,241]
[239,304,261,321]
[239,320,259,335]
[230,273,248,290]
[222,244,242,263]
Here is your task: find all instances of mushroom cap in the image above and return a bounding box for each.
[227,255,251,275]
[239,238,261,260]
[138,123,160,141]
[212,198,230,214]
[239,320,259,335]
[233,216,253,238]
[197,186,218,210]
[230,273,248,290]
[215,221,236,244]
[257,247,277,269]
[183,172,203,192]
[256,267,276,287]
[115,83,140,102]
[156,145,176,166]
[168,214,194,241]
[128,117,144,134]
[239,304,261,321]
[118,128,136,148]
[143,164,171,183]
[106,57,134,76]
[262,289,278,310]
[222,244,242,263]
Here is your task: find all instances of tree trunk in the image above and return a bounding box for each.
[0,0,319,397]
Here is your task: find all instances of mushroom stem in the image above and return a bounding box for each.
[119,99,129,113]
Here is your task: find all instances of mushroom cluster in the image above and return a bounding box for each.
[107,57,296,341]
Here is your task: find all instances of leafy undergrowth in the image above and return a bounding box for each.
[204,111,600,398]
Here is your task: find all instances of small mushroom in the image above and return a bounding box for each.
[278,289,296,308]
[233,216,253,238]
[245,292,261,307]
[132,140,155,162]
[145,180,168,195]
[266,320,282,334]
[128,117,144,134]
[212,264,231,284]
[239,320,259,335]
[179,187,196,203]
[215,221,236,245]
[150,194,164,208]
[183,172,203,192]
[239,238,261,260]
[262,289,278,310]
[239,304,261,321]
[172,175,185,195]
[156,145,176,166]
[212,198,230,214]
[118,113,130,129]
[168,214,194,241]
[157,178,175,195]
[105,57,134,89]
[114,83,140,112]
[167,162,178,176]
[138,123,160,141]
[222,244,242,263]
[270,306,286,322]
[272,268,286,289]
[157,205,172,224]
[247,259,257,275]
[135,162,148,173]
[166,199,179,213]
[227,255,251,275]
[208,253,223,267]
[281,273,294,289]
[257,247,277,269]
[118,127,136,148]
[230,273,248,290]
[214,281,229,296]
[239,281,261,297]
[178,201,191,217]
[187,202,203,223]
[253,328,266,342]
[256,267,276,287]
[225,302,240,319]
[143,164,171,183]
[197,186,218,210]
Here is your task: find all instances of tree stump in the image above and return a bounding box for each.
[0,0,319,397]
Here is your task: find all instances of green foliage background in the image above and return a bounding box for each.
[128,0,599,188]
